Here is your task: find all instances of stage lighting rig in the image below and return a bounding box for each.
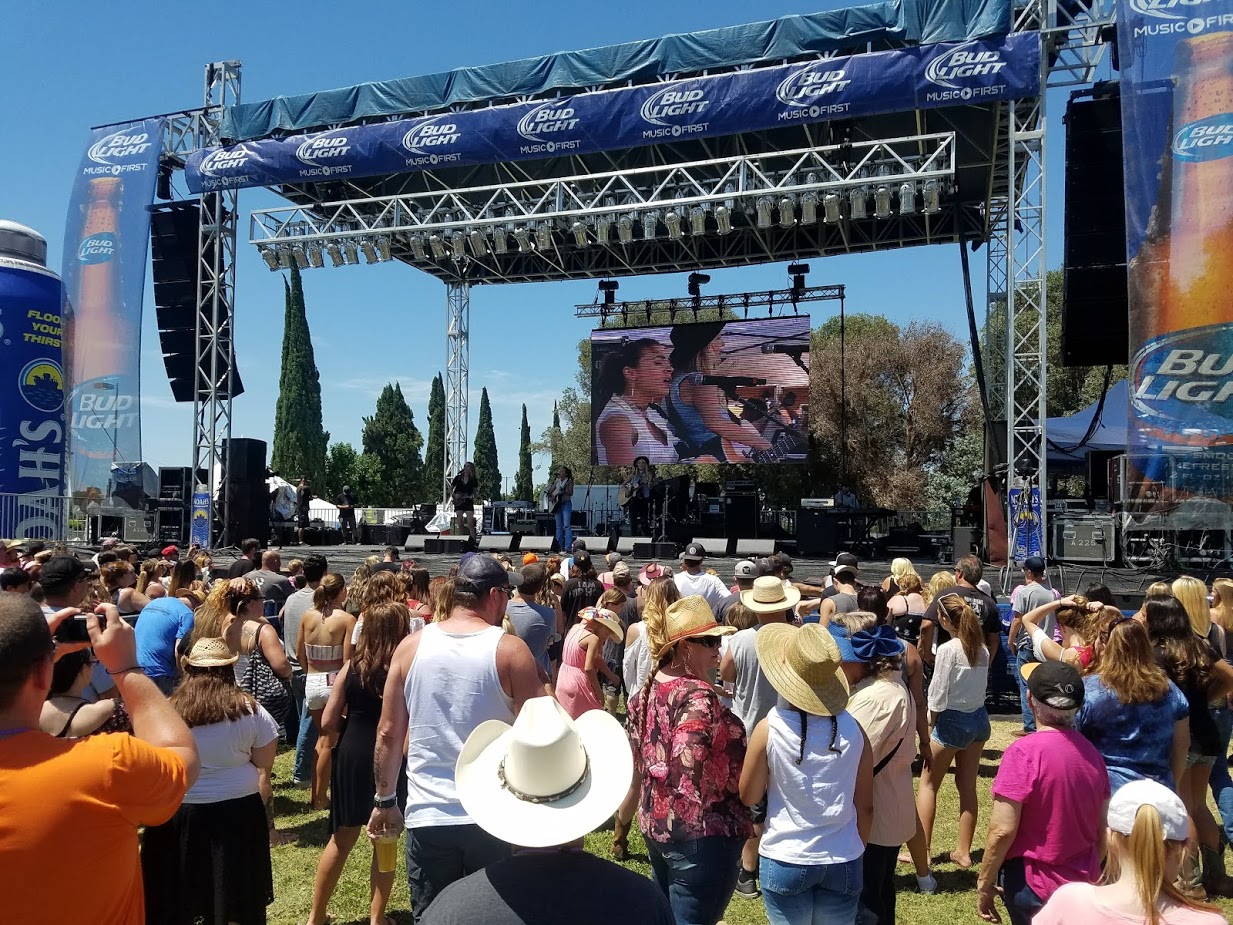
[788,263,810,302]
[687,272,711,299]
[617,214,635,244]
[429,233,448,259]
[325,241,343,267]
[469,229,490,256]
[690,206,707,235]
[409,235,427,261]
[922,179,942,215]
[307,243,324,268]
[343,240,359,264]
[572,221,589,247]
[779,196,796,229]
[292,244,309,269]
[259,245,280,271]
[599,279,619,307]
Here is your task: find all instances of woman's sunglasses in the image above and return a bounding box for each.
[685,635,722,649]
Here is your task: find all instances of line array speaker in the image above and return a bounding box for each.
[222,438,267,544]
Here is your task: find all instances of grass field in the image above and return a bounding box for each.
[264,719,1233,925]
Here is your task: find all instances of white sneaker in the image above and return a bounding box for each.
[917,873,938,894]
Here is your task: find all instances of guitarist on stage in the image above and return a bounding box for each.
[547,465,574,553]
[620,456,655,537]
[450,461,480,547]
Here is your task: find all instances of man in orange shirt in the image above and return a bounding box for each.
[0,594,200,924]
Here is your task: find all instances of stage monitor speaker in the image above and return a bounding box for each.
[1062,86,1128,368]
[158,466,193,502]
[691,537,732,557]
[424,536,468,555]
[736,539,777,557]
[953,526,978,558]
[222,438,268,544]
[796,509,838,557]
[617,536,648,555]
[150,201,244,402]
[517,536,554,553]
[479,535,515,552]
[634,541,679,559]
[724,494,760,539]
[403,533,426,552]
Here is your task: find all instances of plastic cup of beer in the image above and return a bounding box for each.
[374,831,399,874]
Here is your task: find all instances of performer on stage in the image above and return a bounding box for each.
[548,465,575,552]
[450,461,480,546]
[594,339,677,466]
[665,323,773,461]
[333,485,358,544]
[295,477,313,546]
[621,456,655,537]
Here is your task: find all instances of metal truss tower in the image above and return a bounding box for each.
[444,280,470,504]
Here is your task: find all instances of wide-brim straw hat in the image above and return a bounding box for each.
[755,623,850,716]
[455,696,633,847]
[652,594,734,659]
[580,607,624,642]
[186,636,238,668]
[740,575,802,614]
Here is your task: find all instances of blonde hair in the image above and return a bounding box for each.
[1172,576,1212,639]
[890,557,917,586]
[640,576,682,662]
[1145,581,1172,598]
[362,571,403,613]
[136,558,163,594]
[925,570,956,605]
[598,587,627,612]
[938,595,984,666]
[725,602,757,631]
[1212,578,1233,634]
[312,573,346,611]
[1105,803,1219,925]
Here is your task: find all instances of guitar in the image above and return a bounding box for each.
[618,474,662,507]
[546,478,571,514]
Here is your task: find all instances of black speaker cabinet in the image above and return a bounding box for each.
[724,493,759,539]
[796,509,839,557]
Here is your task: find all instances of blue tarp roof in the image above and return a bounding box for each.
[223,0,1013,141]
[1046,379,1129,462]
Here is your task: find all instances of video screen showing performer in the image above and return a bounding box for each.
[591,315,810,465]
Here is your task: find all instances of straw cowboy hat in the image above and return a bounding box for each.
[580,607,624,642]
[740,575,802,614]
[186,636,238,668]
[455,696,634,847]
[755,623,850,716]
[652,595,734,660]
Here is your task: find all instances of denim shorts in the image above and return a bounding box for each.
[1187,751,1218,768]
[931,707,991,750]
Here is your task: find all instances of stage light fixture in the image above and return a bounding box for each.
[849,188,867,220]
[690,206,707,235]
[800,191,819,226]
[779,196,797,229]
[536,223,553,250]
[376,235,392,261]
[325,242,343,267]
[514,226,534,253]
[360,239,379,264]
[822,192,842,225]
[642,211,659,239]
[260,245,280,271]
[343,240,359,265]
[493,228,509,255]
[469,229,489,256]
[755,196,774,229]
[306,243,324,268]
[428,233,448,259]
[450,231,467,260]
[290,244,307,269]
[595,215,612,245]
[922,179,941,214]
[599,279,619,306]
[617,214,635,244]
[409,235,427,261]
[572,221,589,247]
[714,205,733,235]
[899,181,916,215]
[664,208,683,240]
[874,183,892,220]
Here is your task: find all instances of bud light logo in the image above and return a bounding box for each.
[1132,324,1233,441]
[77,233,115,264]
[640,86,711,126]
[87,130,154,165]
[199,146,252,178]
[296,132,353,167]
[776,66,851,107]
[925,42,1008,89]
[516,101,582,145]
[1128,0,1213,19]
[402,117,462,155]
[1173,115,1233,162]
[18,360,64,413]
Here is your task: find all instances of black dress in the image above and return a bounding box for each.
[331,667,407,830]
[451,474,477,513]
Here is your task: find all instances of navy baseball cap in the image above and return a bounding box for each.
[457,554,523,592]
[1024,555,1046,574]
[682,542,706,562]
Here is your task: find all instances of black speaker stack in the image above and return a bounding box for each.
[156,467,193,546]
[723,480,760,539]
[223,438,269,545]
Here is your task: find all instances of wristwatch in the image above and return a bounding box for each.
[373,793,398,809]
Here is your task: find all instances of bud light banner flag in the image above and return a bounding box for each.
[186,34,1040,193]
[1008,486,1043,563]
[1119,0,1233,504]
[62,118,164,502]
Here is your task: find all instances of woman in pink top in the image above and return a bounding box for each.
[554,607,623,719]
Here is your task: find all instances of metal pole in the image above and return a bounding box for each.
[443,280,471,504]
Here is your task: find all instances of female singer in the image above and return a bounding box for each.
[450,461,480,545]
[548,465,575,553]
[621,456,655,537]
[594,338,677,465]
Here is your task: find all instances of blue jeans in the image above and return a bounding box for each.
[646,835,742,925]
[999,857,1045,925]
[1015,649,1036,732]
[760,855,863,925]
[1210,705,1233,846]
[406,823,511,924]
[291,672,317,783]
[555,500,573,552]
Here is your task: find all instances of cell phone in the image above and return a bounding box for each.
[53,613,136,644]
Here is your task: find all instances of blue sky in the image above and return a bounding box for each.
[2,0,1086,495]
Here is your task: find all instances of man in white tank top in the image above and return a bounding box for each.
[368,555,544,923]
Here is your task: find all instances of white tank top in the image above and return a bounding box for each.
[760,704,865,865]
[595,396,674,465]
[403,623,514,828]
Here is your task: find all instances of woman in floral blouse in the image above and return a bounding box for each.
[627,594,753,925]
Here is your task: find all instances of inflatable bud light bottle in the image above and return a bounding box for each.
[1131,32,1233,450]
[0,221,67,538]
[70,176,138,498]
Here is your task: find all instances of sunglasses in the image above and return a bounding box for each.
[685,635,722,649]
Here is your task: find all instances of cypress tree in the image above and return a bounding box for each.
[361,382,424,505]
[473,387,501,501]
[514,404,534,503]
[548,401,563,478]
[270,263,328,488]
[424,373,446,499]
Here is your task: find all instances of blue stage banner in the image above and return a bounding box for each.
[190,490,211,547]
[1008,486,1043,563]
[186,34,1040,193]
[62,119,164,502]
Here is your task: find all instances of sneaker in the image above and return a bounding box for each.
[291,778,311,789]
[917,873,938,894]
[735,866,761,899]
[1011,728,1033,738]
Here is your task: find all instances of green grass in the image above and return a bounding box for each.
[266,720,1233,925]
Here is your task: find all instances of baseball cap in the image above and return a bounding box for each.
[457,554,523,592]
[571,538,588,552]
[101,537,119,549]
[161,545,179,557]
[521,552,540,565]
[39,555,87,591]
[574,550,592,569]
[1107,779,1189,842]
[1020,660,1084,710]
[613,561,631,581]
[776,551,793,567]
[755,557,778,577]
[682,542,706,562]
[606,552,623,567]
[829,552,859,570]
[1023,555,1046,574]
[734,560,757,580]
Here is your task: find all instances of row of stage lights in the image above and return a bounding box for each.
[258,175,944,271]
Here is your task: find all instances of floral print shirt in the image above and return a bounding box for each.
[627,675,753,844]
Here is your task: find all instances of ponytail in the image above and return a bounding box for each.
[313,573,345,611]
[1107,804,1218,925]
[941,596,984,665]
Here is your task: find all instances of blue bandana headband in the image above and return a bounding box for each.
[830,623,905,664]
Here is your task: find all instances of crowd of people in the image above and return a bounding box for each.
[1,533,1232,925]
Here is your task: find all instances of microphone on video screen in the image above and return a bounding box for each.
[760,343,807,356]
[693,375,767,388]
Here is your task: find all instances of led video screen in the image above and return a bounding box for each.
[590,315,810,466]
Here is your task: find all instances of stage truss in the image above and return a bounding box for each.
[141,0,1116,556]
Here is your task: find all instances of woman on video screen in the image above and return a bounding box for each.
[594,338,677,466]
[666,323,773,461]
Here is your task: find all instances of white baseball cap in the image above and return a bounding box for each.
[1107,779,1189,842]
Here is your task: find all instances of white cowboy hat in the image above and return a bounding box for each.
[740,575,802,614]
[455,696,634,847]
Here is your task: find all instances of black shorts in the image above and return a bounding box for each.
[296,511,309,527]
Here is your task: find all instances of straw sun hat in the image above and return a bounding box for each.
[651,595,734,660]
[580,607,624,641]
[755,622,850,716]
[740,575,802,614]
[186,636,238,668]
[455,696,634,847]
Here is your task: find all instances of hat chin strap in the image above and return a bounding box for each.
[498,753,590,805]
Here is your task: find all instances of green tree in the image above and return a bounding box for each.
[546,401,564,483]
[514,404,534,503]
[360,383,424,505]
[324,442,359,498]
[424,373,445,499]
[270,264,328,488]
[473,387,501,501]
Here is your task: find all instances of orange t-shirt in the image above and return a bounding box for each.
[0,730,188,924]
